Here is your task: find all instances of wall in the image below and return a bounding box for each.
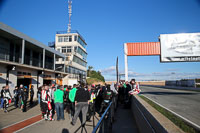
[0,64,7,90]
[131,95,184,133]
[138,81,165,86]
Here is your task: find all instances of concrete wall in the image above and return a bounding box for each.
[138,81,165,86]
[131,95,184,133]
[8,70,17,97]
[0,64,7,90]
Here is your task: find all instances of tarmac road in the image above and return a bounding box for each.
[140,86,200,127]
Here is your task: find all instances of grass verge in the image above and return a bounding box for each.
[138,95,198,133]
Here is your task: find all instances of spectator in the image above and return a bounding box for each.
[13,86,19,108]
[41,85,54,121]
[3,85,12,113]
[50,84,56,115]
[69,84,77,118]
[54,85,64,121]
[37,86,42,105]
[29,85,34,107]
[0,86,5,110]
[71,84,90,126]
[64,85,71,118]
[20,86,28,112]
[99,85,113,116]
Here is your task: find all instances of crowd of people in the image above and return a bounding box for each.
[0,84,34,113]
[0,78,140,127]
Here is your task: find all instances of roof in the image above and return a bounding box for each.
[0,22,65,58]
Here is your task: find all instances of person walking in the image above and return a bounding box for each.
[54,85,64,121]
[71,84,90,126]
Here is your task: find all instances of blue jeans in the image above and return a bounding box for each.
[0,98,4,108]
[37,94,40,104]
[55,102,64,120]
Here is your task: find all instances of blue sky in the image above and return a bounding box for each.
[0,0,200,81]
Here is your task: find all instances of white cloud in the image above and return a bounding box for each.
[100,66,116,74]
[100,66,200,81]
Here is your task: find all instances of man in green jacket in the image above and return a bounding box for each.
[54,86,64,121]
[69,84,77,118]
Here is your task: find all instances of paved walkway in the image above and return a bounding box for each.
[112,104,138,133]
[0,102,100,133]
[0,101,138,133]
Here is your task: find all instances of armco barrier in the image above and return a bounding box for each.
[131,95,184,133]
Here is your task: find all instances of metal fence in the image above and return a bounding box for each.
[92,101,114,133]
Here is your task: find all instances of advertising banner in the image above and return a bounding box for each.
[160,33,200,62]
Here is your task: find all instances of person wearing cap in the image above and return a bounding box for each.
[20,86,28,112]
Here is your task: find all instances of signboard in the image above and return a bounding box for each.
[160,33,200,62]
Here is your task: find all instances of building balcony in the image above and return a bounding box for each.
[0,49,21,64]
[45,61,54,70]
[48,41,55,49]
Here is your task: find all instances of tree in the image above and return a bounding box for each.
[86,66,105,83]
[87,66,93,77]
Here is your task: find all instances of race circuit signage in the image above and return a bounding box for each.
[160,33,200,62]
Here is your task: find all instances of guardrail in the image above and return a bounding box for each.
[92,102,113,133]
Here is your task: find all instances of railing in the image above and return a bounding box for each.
[92,102,113,133]
[56,30,85,41]
[48,41,55,48]
[45,61,54,70]
[32,57,42,68]
[0,49,21,63]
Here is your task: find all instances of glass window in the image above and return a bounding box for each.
[63,36,72,42]
[73,56,87,67]
[77,36,86,48]
[58,36,63,42]
[62,47,66,53]
[66,56,69,61]
[74,35,77,41]
[69,36,72,42]
[74,46,77,52]
[67,46,72,53]
[57,48,60,52]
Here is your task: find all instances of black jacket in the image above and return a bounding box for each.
[1,89,4,98]
[75,88,90,103]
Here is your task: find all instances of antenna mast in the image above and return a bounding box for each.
[67,0,72,33]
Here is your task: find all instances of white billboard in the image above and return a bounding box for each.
[160,33,200,62]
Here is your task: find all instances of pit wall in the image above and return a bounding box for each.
[138,79,200,88]
[131,95,184,133]
[138,81,165,86]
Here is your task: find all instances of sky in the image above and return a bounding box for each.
[0,0,200,81]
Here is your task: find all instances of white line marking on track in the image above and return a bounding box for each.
[0,114,41,130]
[141,94,200,130]
[14,119,44,133]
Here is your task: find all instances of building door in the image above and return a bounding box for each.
[17,78,31,88]
[43,80,52,86]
